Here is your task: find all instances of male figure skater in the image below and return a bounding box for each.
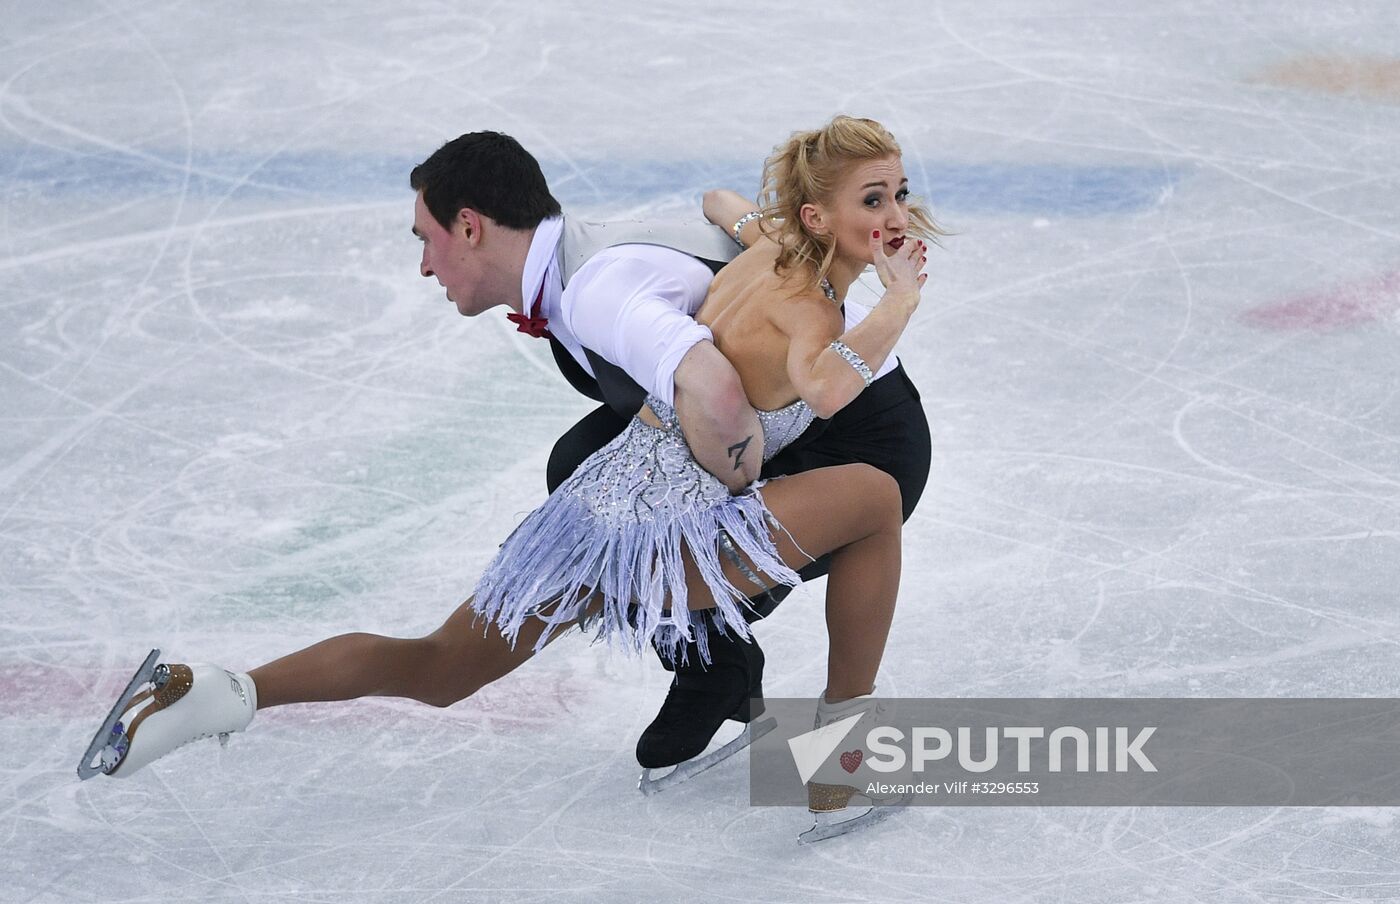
[409,131,932,777]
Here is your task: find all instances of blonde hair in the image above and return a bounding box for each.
[757,115,946,288]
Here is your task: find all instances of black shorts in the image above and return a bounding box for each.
[760,362,930,522]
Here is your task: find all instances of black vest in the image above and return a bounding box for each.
[547,217,734,416]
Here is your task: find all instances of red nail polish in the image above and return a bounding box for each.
[873,230,880,238]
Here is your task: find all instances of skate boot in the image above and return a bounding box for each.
[78,653,257,780]
[800,690,903,843]
[635,621,774,794]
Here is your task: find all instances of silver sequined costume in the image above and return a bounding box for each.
[471,395,816,663]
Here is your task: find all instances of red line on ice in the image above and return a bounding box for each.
[1242,271,1400,332]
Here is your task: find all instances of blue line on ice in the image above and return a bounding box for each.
[0,149,1178,216]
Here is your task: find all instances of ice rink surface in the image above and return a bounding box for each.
[4,1,1400,900]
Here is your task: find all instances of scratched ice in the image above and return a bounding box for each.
[4,2,1400,901]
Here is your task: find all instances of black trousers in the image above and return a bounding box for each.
[546,362,932,619]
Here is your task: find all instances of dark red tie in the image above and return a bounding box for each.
[506,285,552,339]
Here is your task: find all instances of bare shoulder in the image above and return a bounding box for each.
[766,284,844,341]
[698,246,772,323]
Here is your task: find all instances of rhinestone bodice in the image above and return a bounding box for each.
[646,395,815,462]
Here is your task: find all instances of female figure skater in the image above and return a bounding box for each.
[83,115,940,835]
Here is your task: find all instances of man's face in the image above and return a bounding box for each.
[413,191,489,316]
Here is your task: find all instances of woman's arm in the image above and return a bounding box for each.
[782,233,928,419]
[703,190,765,248]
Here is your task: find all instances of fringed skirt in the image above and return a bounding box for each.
[470,414,801,664]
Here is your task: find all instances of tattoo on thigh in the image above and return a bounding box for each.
[727,435,753,471]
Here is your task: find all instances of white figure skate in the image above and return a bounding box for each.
[78,651,257,779]
[799,691,906,843]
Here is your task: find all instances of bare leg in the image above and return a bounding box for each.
[252,465,897,712]
[250,595,564,709]
[683,463,902,702]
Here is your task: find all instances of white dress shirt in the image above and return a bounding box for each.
[518,215,896,409]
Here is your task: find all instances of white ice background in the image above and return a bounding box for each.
[3,2,1400,901]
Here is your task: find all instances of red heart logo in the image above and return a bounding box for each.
[840,749,863,773]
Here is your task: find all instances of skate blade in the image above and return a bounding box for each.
[637,715,776,796]
[77,649,161,780]
[798,802,896,844]
[798,788,912,844]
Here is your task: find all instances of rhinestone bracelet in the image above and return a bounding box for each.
[829,341,874,387]
[731,211,761,247]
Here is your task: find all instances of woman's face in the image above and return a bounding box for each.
[803,154,912,264]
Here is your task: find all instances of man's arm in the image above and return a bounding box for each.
[562,249,761,492]
[672,341,762,491]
